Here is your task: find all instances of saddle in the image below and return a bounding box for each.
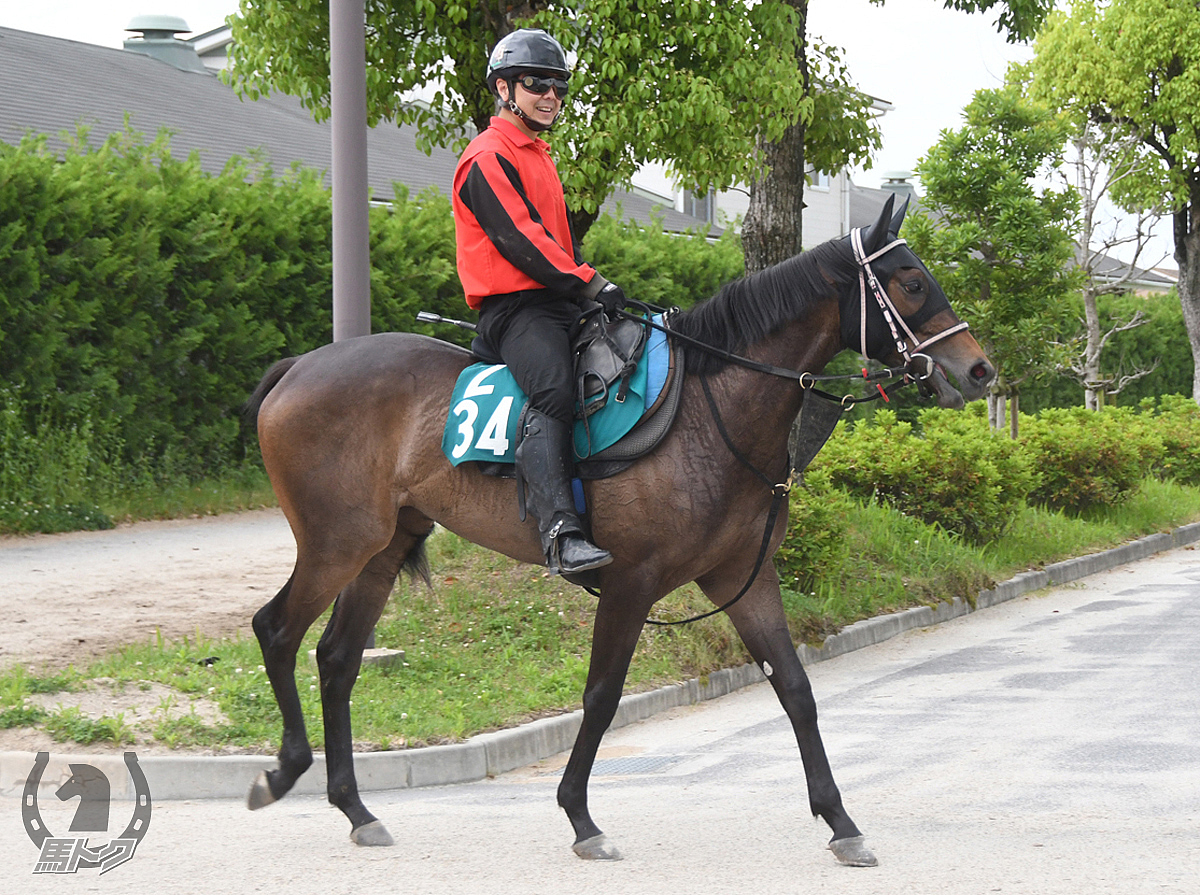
[452,310,684,479]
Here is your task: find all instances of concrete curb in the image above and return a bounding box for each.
[5,521,1200,802]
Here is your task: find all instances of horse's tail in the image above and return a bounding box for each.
[402,527,434,590]
[244,356,300,429]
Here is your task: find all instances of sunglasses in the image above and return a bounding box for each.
[515,73,569,99]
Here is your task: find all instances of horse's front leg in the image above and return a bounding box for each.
[701,566,877,867]
[557,585,650,861]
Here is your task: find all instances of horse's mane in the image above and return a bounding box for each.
[673,237,859,375]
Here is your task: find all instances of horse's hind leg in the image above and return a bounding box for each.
[248,534,398,811]
[316,509,434,846]
[701,568,877,867]
[247,569,325,810]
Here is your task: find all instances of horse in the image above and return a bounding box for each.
[243,194,995,866]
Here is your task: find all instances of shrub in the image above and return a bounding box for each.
[581,210,745,309]
[1019,406,1154,514]
[812,406,1034,543]
[1136,394,1200,486]
[773,467,855,593]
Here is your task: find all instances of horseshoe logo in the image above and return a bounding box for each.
[22,751,152,873]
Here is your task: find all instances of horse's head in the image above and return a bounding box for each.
[840,194,995,409]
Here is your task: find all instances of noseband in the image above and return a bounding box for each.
[850,228,970,380]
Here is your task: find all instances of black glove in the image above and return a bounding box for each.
[598,281,627,315]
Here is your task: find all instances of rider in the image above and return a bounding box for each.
[452,28,626,576]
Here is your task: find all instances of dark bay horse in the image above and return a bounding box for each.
[244,195,994,865]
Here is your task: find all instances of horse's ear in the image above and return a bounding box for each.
[862,193,896,254]
[890,196,911,235]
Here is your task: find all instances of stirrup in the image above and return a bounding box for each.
[547,520,612,575]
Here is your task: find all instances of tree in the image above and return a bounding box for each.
[1059,122,1165,409]
[1031,0,1200,403]
[740,0,1055,275]
[904,82,1080,435]
[740,4,879,273]
[227,0,815,239]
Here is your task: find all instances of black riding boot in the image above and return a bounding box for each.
[516,410,613,575]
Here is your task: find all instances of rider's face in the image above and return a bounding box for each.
[499,71,563,133]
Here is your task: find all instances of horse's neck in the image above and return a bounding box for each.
[703,311,843,473]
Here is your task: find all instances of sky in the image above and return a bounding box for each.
[0,1,1174,268]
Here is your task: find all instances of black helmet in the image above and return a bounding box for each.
[485,29,569,96]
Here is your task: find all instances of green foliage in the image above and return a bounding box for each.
[0,130,464,526]
[226,2,884,237]
[580,212,745,309]
[228,1,821,228]
[43,705,134,746]
[907,82,1081,394]
[1136,394,1200,486]
[1018,406,1154,514]
[1019,289,1193,412]
[933,1,1056,42]
[774,467,854,594]
[1031,0,1200,214]
[812,406,1034,543]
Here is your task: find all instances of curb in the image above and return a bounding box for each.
[5,521,1200,802]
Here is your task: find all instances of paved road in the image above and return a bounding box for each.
[3,546,1198,893]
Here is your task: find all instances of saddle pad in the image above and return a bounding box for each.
[443,317,668,466]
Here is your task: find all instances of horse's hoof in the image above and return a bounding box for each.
[829,835,877,867]
[246,771,277,811]
[572,833,623,860]
[351,820,395,847]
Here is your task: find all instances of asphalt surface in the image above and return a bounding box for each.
[2,535,1198,892]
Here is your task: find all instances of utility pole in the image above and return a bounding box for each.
[330,0,371,342]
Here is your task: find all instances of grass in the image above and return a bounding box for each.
[3,476,1199,753]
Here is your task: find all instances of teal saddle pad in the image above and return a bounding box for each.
[442,318,667,465]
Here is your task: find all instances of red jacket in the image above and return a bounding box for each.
[453,117,605,309]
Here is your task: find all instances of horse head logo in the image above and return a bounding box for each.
[57,763,111,832]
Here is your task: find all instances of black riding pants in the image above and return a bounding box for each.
[476,291,580,423]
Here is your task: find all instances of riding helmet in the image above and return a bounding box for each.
[485,29,570,96]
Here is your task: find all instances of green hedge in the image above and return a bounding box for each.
[1018,406,1155,514]
[810,406,1035,544]
[0,129,465,482]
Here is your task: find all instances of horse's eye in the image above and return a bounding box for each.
[903,280,923,294]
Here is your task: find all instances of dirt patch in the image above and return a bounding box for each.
[0,509,295,673]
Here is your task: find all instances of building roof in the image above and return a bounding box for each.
[0,25,715,234]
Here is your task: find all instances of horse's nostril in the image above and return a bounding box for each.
[971,363,991,381]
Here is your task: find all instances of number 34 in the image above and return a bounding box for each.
[450,365,515,459]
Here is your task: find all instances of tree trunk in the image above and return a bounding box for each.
[1082,283,1104,411]
[1177,187,1200,404]
[741,0,809,275]
[743,120,807,274]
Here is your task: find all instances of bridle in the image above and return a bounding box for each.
[850,228,969,383]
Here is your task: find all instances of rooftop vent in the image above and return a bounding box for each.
[123,15,209,74]
[880,170,918,203]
